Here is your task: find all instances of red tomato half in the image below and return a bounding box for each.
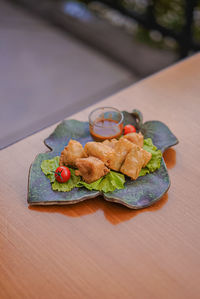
[55,166,71,183]
[123,124,136,135]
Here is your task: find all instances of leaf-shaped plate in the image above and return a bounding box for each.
[28,110,178,209]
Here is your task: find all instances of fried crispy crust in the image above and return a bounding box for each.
[84,142,115,166]
[120,147,143,180]
[59,139,87,167]
[59,132,150,182]
[75,157,110,183]
[102,139,118,149]
[108,138,136,171]
[120,145,151,180]
[121,132,144,148]
[141,148,152,167]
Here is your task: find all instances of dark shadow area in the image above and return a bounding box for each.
[163,148,177,169]
[29,193,168,225]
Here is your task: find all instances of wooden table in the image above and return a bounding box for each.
[1,53,200,299]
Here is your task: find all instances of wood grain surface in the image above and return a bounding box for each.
[1,53,200,299]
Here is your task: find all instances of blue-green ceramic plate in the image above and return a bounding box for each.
[28,110,178,209]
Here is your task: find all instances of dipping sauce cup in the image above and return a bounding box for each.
[89,107,124,141]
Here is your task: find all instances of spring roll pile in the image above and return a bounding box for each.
[59,133,152,183]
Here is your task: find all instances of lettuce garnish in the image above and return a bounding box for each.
[41,156,125,192]
[77,171,125,192]
[52,168,81,192]
[41,138,162,192]
[41,156,60,182]
[139,138,162,177]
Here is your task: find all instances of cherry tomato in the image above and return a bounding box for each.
[55,166,71,183]
[123,124,136,135]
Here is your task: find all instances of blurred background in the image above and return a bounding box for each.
[1,0,200,149]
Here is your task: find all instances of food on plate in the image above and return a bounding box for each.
[121,132,144,148]
[41,131,162,193]
[41,156,125,192]
[120,146,145,180]
[120,144,152,179]
[102,138,118,148]
[140,148,152,167]
[59,139,87,167]
[60,133,152,183]
[84,141,115,166]
[75,157,110,183]
[123,124,136,135]
[139,138,162,176]
[54,166,71,183]
[108,138,135,171]
[60,133,153,183]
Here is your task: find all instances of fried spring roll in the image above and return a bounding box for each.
[141,148,152,167]
[59,139,87,167]
[121,132,144,148]
[120,147,145,180]
[108,138,136,171]
[84,142,115,166]
[75,157,109,183]
[102,139,118,149]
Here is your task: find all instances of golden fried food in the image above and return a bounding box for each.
[59,139,87,167]
[84,142,115,166]
[121,132,143,148]
[141,148,152,167]
[102,138,118,149]
[75,157,109,183]
[108,138,135,171]
[120,146,146,180]
[59,130,152,183]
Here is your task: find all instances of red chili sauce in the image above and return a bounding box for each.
[90,118,123,142]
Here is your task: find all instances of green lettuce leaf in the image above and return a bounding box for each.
[139,138,162,177]
[41,156,80,191]
[41,156,60,182]
[52,168,81,192]
[41,156,125,192]
[139,168,150,177]
[76,178,102,191]
[77,171,125,192]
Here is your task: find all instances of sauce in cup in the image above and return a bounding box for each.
[89,107,124,142]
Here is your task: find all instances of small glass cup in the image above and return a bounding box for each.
[89,107,124,141]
